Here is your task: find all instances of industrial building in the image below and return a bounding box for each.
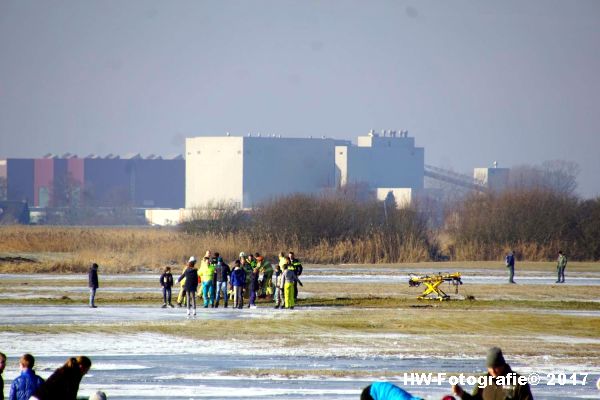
[185,130,425,209]
[0,154,185,209]
[474,163,510,192]
[186,136,351,209]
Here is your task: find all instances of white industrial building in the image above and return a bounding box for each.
[185,131,425,210]
[186,136,351,209]
[474,163,510,192]
[335,130,424,189]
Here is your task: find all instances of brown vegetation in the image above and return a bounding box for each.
[447,189,600,261]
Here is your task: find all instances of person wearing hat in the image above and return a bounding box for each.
[452,347,533,400]
[360,382,424,400]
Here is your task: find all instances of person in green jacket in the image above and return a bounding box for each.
[556,250,567,283]
[256,254,273,298]
[452,347,533,400]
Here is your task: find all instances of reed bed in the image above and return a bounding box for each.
[0,226,432,272]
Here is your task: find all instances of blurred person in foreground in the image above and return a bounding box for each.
[360,382,424,400]
[31,356,92,400]
[9,353,44,400]
[452,347,533,400]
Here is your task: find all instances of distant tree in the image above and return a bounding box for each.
[509,160,579,195]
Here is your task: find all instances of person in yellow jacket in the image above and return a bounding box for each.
[278,252,287,269]
[281,259,302,309]
[177,257,196,307]
[199,256,217,307]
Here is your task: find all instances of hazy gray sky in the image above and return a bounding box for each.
[1,0,599,197]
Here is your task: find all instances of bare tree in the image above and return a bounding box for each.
[509,160,579,195]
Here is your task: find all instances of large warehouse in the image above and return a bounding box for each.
[186,130,425,209]
[0,155,185,209]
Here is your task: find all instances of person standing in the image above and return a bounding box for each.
[556,250,567,283]
[288,252,303,301]
[273,265,283,309]
[256,255,273,298]
[0,351,6,400]
[31,356,92,400]
[199,256,217,308]
[214,255,230,308]
[9,353,45,400]
[248,267,259,308]
[230,260,246,309]
[505,251,516,284]
[282,260,303,310]
[175,259,190,307]
[159,266,174,308]
[177,257,198,316]
[88,263,99,308]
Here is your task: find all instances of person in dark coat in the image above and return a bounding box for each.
[88,263,99,308]
[159,266,174,308]
[452,347,533,400]
[214,255,230,308]
[9,353,44,400]
[177,258,198,316]
[248,267,259,308]
[505,251,516,284]
[31,356,91,400]
[230,260,246,309]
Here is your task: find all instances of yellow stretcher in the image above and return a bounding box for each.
[408,272,462,301]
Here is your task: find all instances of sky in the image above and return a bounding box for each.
[1,0,599,197]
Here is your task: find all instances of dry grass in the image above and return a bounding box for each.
[0,226,433,273]
[2,227,600,273]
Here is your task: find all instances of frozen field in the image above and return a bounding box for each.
[1,306,599,399]
[1,264,599,399]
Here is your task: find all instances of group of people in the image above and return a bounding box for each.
[159,251,303,316]
[504,250,568,284]
[0,352,104,400]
